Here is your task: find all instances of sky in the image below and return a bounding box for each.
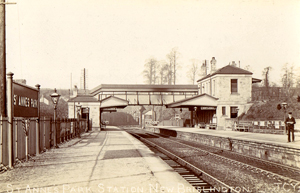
[4,0,300,90]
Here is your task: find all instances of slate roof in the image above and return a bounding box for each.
[68,95,99,103]
[197,65,253,82]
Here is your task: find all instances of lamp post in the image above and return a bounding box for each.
[281,102,288,134]
[50,89,60,148]
[76,104,82,138]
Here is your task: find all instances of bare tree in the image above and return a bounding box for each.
[244,65,253,72]
[143,57,158,84]
[157,60,169,85]
[281,63,296,101]
[166,47,180,85]
[187,59,200,84]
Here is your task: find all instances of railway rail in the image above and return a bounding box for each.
[127,130,239,193]
[124,127,300,193]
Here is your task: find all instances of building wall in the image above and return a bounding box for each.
[68,102,100,128]
[198,74,253,129]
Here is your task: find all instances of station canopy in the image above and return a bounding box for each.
[166,93,218,109]
[100,96,128,109]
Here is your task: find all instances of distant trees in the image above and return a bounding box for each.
[143,47,180,85]
[143,57,159,84]
[281,63,297,101]
[102,112,138,126]
[166,47,180,85]
[186,59,200,84]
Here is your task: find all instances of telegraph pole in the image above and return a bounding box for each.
[0,0,7,117]
[0,1,16,117]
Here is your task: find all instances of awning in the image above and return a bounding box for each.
[100,96,128,109]
[166,94,218,108]
[252,78,262,83]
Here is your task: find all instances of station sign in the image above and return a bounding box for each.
[13,82,39,117]
[200,106,216,110]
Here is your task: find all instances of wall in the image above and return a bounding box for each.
[215,74,252,129]
[68,102,100,128]
[146,127,300,168]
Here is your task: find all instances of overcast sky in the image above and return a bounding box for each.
[5,0,300,90]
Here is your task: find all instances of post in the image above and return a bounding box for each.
[43,119,46,150]
[99,108,102,131]
[190,110,193,127]
[0,115,3,165]
[25,120,28,161]
[0,1,6,118]
[139,109,143,128]
[284,109,287,134]
[7,72,13,168]
[14,120,17,161]
[53,106,57,147]
[35,84,40,155]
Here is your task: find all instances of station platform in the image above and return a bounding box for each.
[146,126,300,168]
[152,126,300,148]
[0,126,195,193]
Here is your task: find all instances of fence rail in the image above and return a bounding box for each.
[0,117,91,167]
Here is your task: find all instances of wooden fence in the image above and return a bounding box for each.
[234,120,286,134]
[0,117,90,167]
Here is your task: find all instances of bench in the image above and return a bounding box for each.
[236,121,252,132]
[199,122,206,129]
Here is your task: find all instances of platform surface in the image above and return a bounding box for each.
[0,126,195,193]
[153,126,300,149]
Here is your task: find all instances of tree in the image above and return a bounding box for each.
[187,59,200,84]
[157,60,169,85]
[143,57,158,84]
[262,66,272,99]
[244,65,253,72]
[281,63,296,101]
[166,47,180,85]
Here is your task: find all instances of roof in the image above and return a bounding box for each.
[197,65,253,82]
[68,95,99,103]
[99,96,128,109]
[252,78,262,83]
[90,84,198,96]
[166,93,218,108]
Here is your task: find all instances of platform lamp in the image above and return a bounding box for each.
[76,104,82,138]
[50,89,61,148]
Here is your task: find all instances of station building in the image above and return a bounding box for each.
[67,59,260,130]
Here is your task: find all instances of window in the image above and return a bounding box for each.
[231,79,238,93]
[230,106,238,118]
[222,106,226,115]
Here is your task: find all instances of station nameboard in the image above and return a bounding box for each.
[13,82,39,117]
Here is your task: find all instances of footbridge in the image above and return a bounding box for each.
[90,84,199,107]
[69,84,217,128]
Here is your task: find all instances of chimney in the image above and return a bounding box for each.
[201,60,207,77]
[231,61,236,67]
[73,85,78,97]
[210,57,217,74]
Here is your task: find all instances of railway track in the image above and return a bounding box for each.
[127,130,239,193]
[125,128,300,193]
